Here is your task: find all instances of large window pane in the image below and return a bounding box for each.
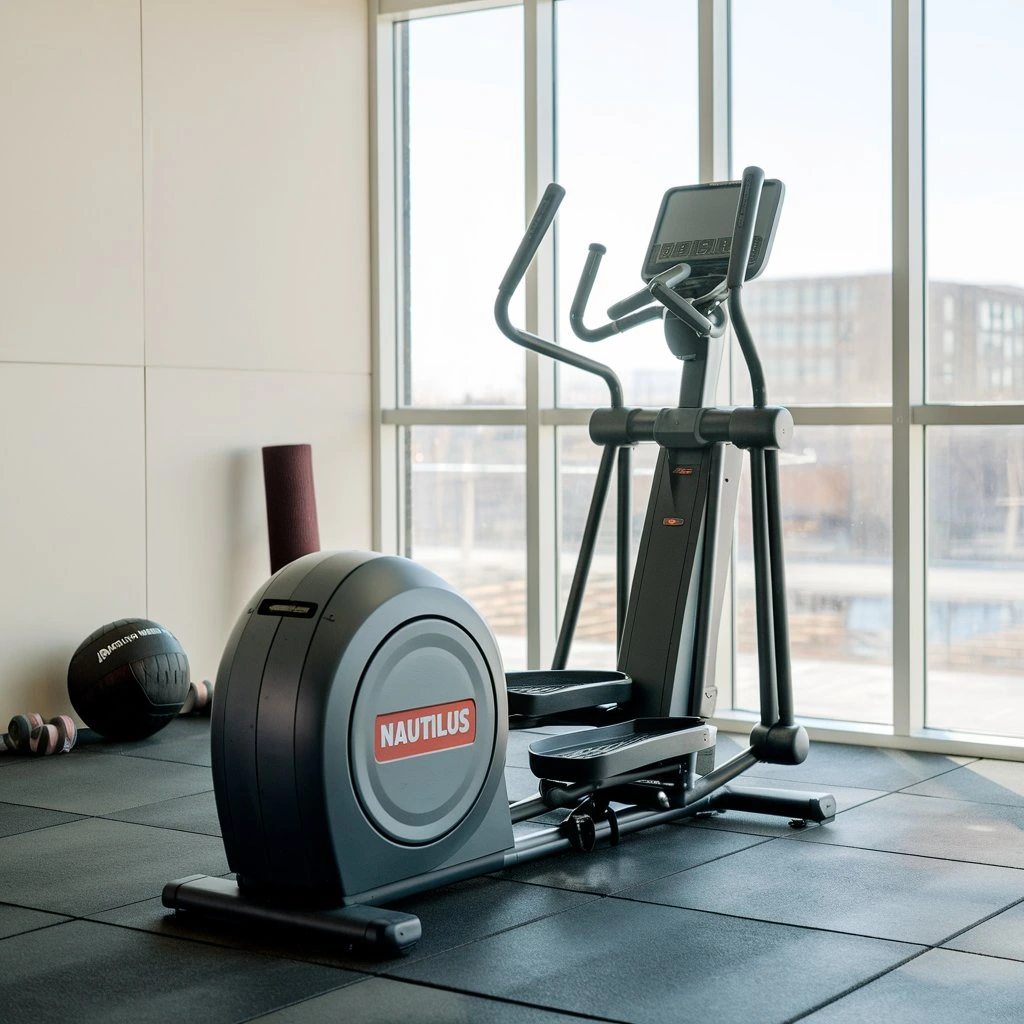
[927,427,1024,737]
[405,426,526,668]
[554,0,698,408]
[926,1,1024,403]
[558,428,658,669]
[735,427,893,724]
[731,0,892,406]
[402,9,524,406]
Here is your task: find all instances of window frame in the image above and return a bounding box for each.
[371,0,1024,760]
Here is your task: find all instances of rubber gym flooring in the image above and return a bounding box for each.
[1,717,1023,1023]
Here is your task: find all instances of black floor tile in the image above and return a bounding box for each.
[902,758,1024,807]
[87,716,213,766]
[104,788,221,836]
[944,900,1024,962]
[790,791,1024,868]
[731,741,970,791]
[0,919,361,1024]
[248,976,595,1023]
[389,875,598,964]
[0,800,82,838]
[619,838,1024,945]
[0,902,69,939]
[0,817,227,916]
[94,875,595,971]
[0,750,213,815]
[391,898,920,1024]
[500,820,768,895]
[802,947,1024,1023]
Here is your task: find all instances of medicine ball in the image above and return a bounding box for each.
[67,618,190,741]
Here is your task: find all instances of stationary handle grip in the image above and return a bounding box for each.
[570,244,616,342]
[648,263,714,338]
[607,286,655,320]
[726,166,765,290]
[570,244,663,343]
[497,183,566,299]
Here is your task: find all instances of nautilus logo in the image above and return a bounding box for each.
[374,699,476,763]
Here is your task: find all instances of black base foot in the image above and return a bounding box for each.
[162,875,421,957]
[708,784,836,824]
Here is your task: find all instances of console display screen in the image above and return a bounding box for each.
[641,179,784,295]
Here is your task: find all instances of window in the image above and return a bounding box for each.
[923,0,1024,740]
[735,427,893,725]
[926,428,1024,738]
[406,425,528,668]
[554,0,698,409]
[730,0,893,723]
[377,0,1024,758]
[926,0,1024,405]
[400,8,524,407]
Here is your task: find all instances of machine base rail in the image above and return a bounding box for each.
[506,780,836,868]
[162,875,422,957]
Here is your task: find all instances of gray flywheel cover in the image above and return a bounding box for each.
[349,616,498,845]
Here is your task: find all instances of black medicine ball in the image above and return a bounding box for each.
[67,618,190,741]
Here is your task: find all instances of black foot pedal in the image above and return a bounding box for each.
[506,670,632,718]
[162,875,421,957]
[528,717,715,783]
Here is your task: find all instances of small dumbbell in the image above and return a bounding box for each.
[179,680,214,717]
[1,714,78,756]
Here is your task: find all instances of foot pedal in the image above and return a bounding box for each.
[506,670,632,718]
[528,717,715,783]
[162,875,421,957]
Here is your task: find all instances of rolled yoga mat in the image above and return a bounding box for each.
[262,444,321,573]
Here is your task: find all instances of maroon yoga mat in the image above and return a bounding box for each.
[262,444,321,573]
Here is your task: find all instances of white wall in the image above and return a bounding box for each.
[0,0,371,723]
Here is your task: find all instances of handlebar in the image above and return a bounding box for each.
[495,184,624,408]
[648,264,715,338]
[727,166,768,405]
[570,244,663,343]
[496,171,771,395]
[497,183,565,299]
[608,287,657,320]
[726,166,765,290]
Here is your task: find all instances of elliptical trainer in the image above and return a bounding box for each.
[164,167,835,957]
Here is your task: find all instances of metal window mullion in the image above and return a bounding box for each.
[914,404,1024,426]
[371,5,403,556]
[382,408,529,427]
[524,0,557,669]
[891,0,926,737]
[698,0,730,185]
[701,0,735,709]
